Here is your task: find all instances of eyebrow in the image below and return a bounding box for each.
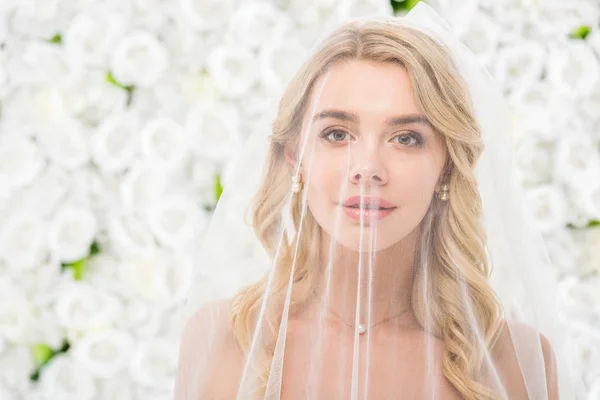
[312,109,432,128]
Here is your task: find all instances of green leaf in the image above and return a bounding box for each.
[90,241,101,256]
[569,25,591,40]
[566,219,600,229]
[106,71,136,106]
[214,173,224,202]
[31,344,54,367]
[48,33,62,44]
[390,0,422,13]
[588,219,600,228]
[71,259,86,281]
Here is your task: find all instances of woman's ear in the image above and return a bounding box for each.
[284,146,300,171]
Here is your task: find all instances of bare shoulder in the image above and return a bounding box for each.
[488,318,559,400]
[174,298,245,400]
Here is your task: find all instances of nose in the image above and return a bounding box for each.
[348,143,388,188]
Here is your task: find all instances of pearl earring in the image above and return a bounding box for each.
[292,174,303,193]
[439,183,449,201]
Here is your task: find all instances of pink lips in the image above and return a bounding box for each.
[341,196,397,222]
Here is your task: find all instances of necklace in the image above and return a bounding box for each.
[326,306,412,335]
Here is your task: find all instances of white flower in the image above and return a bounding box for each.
[575,179,600,220]
[576,228,600,275]
[559,276,600,321]
[119,161,168,212]
[230,1,291,49]
[72,329,134,378]
[206,43,259,98]
[8,0,63,39]
[40,357,96,400]
[5,41,77,87]
[37,119,91,170]
[531,1,599,40]
[178,0,234,30]
[129,337,178,390]
[146,194,207,249]
[140,117,188,170]
[0,278,31,342]
[55,282,122,336]
[49,206,97,263]
[0,346,35,393]
[458,11,501,66]
[514,137,553,185]
[553,133,600,188]
[259,38,307,93]
[338,0,394,19]
[0,212,47,271]
[91,113,141,174]
[523,184,567,234]
[185,101,242,163]
[542,231,579,276]
[107,214,156,258]
[17,164,71,219]
[546,42,600,97]
[0,136,44,196]
[490,42,545,94]
[118,249,193,306]
[98,376,134,400]
[64,10,128,68]
[110,32,169,87]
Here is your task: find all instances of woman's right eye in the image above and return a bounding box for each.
[321,129,350,142]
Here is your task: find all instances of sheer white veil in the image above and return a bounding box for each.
[172,3,579,399]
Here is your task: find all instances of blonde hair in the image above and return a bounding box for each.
[230,19,504,399]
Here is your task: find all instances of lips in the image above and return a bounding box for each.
[342,196,396,210]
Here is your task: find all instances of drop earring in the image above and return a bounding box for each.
[292,173,303,193]
[439,183,449,201]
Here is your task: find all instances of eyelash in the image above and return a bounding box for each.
[319,128,424,147]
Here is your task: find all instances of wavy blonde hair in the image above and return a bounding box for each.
[230,19,504,399]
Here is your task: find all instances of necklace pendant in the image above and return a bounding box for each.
[358,323,366,334]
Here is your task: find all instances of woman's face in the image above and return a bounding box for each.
[286,59,448,252]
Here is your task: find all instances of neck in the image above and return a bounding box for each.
[310,225,420,328]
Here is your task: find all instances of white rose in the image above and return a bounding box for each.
[98,376,134,400]
[259,38,307,93]
[178,0,234,31]
[17,164,71,219]
[0,278,31,342]
[554,133,600,189]
[118,249,193,307]
[0,347,35,393]
[55,282,122,338]
[509,82,573,142]
[49,206,97,263]
[0,212,47,271]
[558,276,600,320]
[546,42,599,97]
[5,41,77,87]
[37,119,91,170]
[129,337,177,390]
[107,214,156,259]
[185,101,242,163]
[146,194,207,249]
[458,11,501,66]
[8,0,63,39]
[110,32,169,87]
[523,184,568,234]
[531,1,599,40]
[240,83,276,118]
[140,117,188,170]
[514,137,553,185]
[72,329,134,378]
[91,112,141,174]
[576,179,600,220]
[64,10,128,68]
[119,161,167,212]
[490,42,545,94]
[53,71,128,125]
[0,136,44,196]
[40,357,96,400]
[542,231,579,276]
[206,43,258,99]
[576,228,600,275]
[230,1,291,49]
[338,0,394,19]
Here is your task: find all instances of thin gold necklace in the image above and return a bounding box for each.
[326,306,412,335]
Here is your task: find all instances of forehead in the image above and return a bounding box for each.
[308,59,420,116]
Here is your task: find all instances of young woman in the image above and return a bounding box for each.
[173,4,571,399]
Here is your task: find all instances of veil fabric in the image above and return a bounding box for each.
[172,3,576,399]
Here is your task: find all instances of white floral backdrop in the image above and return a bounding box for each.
[0,0,598,399]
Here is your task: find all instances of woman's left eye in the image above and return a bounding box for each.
[392,133,423,146]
